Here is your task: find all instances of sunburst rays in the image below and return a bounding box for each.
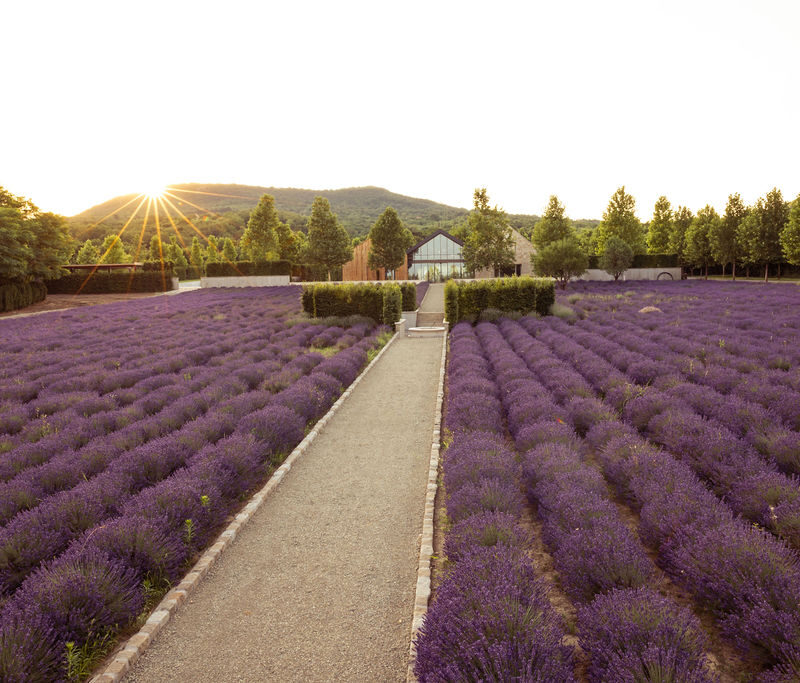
[77,186,247,294]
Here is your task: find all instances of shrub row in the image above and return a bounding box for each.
[46,272,176,294]
[205,260,292,277]
[141,260,175,275]
[301,282,402,325]
[443,277,555,327]
[586,253,678,269]
[400,282,417,311]
[0,281,47,313]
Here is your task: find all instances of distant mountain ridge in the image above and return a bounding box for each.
[69,184,479,242]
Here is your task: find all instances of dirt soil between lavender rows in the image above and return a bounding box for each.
[0,293,164,318]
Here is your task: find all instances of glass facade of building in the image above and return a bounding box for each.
[407,232,466,281]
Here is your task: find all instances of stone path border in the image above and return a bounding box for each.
[91,330,401,683]
[407,330,447,682]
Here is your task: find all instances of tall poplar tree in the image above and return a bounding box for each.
[647,196,673,254]
[367,207,413,277]
[532,195,573,250]
[669,206,694,266]
[306,196,352,280]
[738,188,789,282]
[595,186,645,255]
[710,193,747,279]
[461,188,515,275]
[241,194,280,262]
[685,205,719,279]
[221,237,238,263]
[781,195,800,266]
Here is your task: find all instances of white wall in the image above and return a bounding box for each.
[200,275,291,288]
[579,268,681,281]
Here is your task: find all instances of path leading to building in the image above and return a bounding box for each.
[125,333,443,683]
[418,282,444,313]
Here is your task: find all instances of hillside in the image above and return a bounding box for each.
[68,184,479,244]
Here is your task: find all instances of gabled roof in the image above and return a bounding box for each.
[407,228,464,255]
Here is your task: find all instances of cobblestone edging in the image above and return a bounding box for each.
[91,331,400,683]
[407,331,448,682]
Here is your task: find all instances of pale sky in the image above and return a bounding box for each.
[2,0,798,220]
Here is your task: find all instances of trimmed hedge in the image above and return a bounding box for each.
[46,272,176,295]
[302,283,399,324]
[205,260,292,277]
[382,283,402,325]
[0,281,47,313]
[142,260,175,276]
[587,253,678,269]
[444,277,555,328]
[400,282,417,311]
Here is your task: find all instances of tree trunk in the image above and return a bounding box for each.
[705,263,708,280]
[732,259,736,281]
[778,262,782,279]
[721,263,726,278]
[746,265,750,278]
[764,263,769,283]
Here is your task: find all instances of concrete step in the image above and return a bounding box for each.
[416,311,444,327]
[407,326,446,338]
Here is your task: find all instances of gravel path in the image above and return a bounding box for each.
[125,334,443,683]
[417,283,443,313]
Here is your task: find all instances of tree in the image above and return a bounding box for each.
[149,235,163,261]
[306,196,353,280]
[599,236,633,280]
[190,236,205,267]
[532,238,588,289]
[166,236,188,267]
[24,212,71,280]
[99,234,130,264]
[0,206,32,279]
[461,188,515,275]
[781,195,800,266]
[221,237,238,263]
[367,206,413,276]
[575,228,597,259]
[669,206,694,266]
[595,187,645,255]
[710,193,747,278]
[274,221,301,262]
[75,239,100,265]
[738,188,789,282]
[532,195,572,250]
[646,196,673,254]
[685,205,719,279]
[205,235,220,263]
[240,194,280,262]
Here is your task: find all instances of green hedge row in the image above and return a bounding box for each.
[46,272,176,295]
[142,260,175,275]
[0,281,47,313]
[443,277,555,328]
[586,253,678,269]
[400,282,417,311]
[205,260,292,277]
[301,283,401,325]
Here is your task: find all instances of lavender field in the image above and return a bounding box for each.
[0,287,389,681]
[417,281,800,682]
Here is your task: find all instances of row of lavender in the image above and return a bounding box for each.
[415,320,715,681]
[0,287,388,682]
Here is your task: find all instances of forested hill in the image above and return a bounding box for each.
[68,184,482,242]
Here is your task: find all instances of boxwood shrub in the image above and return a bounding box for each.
[0,280,47,313]
[46,272,176,294]
[400,282,417,311]
[443,277,554,328]
[302,283,400,324]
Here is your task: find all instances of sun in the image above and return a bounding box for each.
[142,185,167,200]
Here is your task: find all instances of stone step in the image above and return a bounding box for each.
[407,326,446,338]
[416,311,444,327]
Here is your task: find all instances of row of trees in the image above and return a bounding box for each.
[0,187,72,282]
[530,187,800,284]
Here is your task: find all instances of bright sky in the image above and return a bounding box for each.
[2,0,798,220]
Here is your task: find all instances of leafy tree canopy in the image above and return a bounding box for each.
[710,193,747,278]
[646,196,672,254]
[75,239,100,265]
[532,195,573,250]
[596,186,645,255]
[532,238,587,289]
[367,206,414,273]
[461,188,515,274]
[738,188,789,281]
[685,205,719,277]
[781,195,800,266]
[241,194,280,262]
[599,235,634,280]
[306,196,353,279]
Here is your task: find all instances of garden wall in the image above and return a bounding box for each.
[200,275,291,288]
[580,267,681,281]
